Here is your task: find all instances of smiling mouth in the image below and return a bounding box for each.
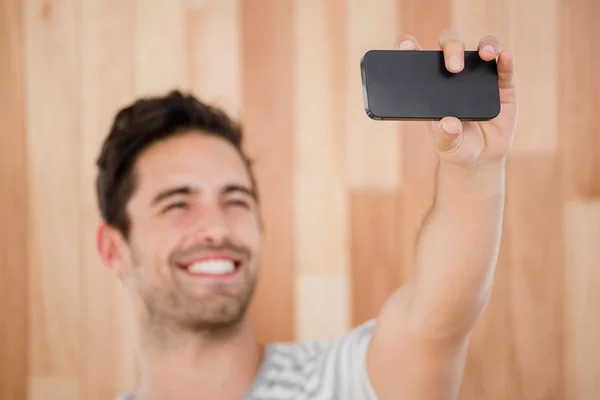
[178,258,242,278]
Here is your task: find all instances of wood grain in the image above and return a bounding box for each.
[241,0,295,344]
[502,156,566,400]
[1,1,599,399]
[512,0,560,154]
[451,0,509,47]
[564,202,600,399]
[134,0,188,95]
[560,2,600,396]
[559,0,600,199]
[187,0,241,119]
[0,0,28,399]
[345,0,401,189]
[80,1,137,398]
[293,0,348,278]
[293,0,351,338]
[24,0,83,398]
[349,189,404,326]
[402,0,451,48]
[295,276,350,340]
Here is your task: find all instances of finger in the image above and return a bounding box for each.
[433,117,484,165]
[394,34,422,50]
[497,49,515,90]
[438,28,465,73]
[477,35,502,61]
[434,117,463,154]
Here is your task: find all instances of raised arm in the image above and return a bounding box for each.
[365,29,518,400]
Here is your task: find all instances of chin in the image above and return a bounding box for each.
[138,274,258,334]
[180,312,247,334]
[177,296,251,333]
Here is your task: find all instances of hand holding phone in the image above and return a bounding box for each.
[361,29,518,166]
[361,49,500,121]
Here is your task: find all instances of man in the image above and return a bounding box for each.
[97,28,517,400]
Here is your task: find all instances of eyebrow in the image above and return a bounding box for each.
[222,184,256,200]
[150,184,256,206]
[151,186,197,206]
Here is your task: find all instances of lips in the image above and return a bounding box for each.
[178,254,242,278]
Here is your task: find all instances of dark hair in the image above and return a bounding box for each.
[95,90,258,238]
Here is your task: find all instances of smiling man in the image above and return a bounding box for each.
[98,28,518,400]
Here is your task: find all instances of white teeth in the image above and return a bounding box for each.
[188,260,235,275]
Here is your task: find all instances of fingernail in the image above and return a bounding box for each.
[442,121,460,134]
[481,44,495,54]
[449,55,462,71]
[399,40,413,49]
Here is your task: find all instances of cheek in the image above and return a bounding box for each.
[227,212,261,251]
[129,223,180,271]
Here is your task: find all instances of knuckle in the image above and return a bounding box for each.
[479,35,501,48]
[395,34,419,49]
[439,28,464,44]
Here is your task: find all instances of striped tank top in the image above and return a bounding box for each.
[117,319,379,399]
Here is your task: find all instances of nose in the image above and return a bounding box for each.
[189,203,230,245]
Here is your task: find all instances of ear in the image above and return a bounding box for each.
[96,222,131,276]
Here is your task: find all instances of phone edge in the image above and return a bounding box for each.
[360,49,501,122]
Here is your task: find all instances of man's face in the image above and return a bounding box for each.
[116,131,261,332]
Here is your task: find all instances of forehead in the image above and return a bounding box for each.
[132,131,252,198]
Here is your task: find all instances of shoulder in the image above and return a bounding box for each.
[246,319,379,400]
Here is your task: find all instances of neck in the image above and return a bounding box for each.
[133,316,264,400]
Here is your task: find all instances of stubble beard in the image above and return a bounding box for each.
[131,249,259,338]
[174,270,258,334]
[140,271,258,336]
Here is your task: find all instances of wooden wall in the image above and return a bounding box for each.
[1,0,599,399]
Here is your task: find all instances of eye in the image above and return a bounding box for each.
[163,201,188,212]
[226,199,250,209]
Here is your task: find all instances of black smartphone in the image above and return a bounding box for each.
[360,50,500,121]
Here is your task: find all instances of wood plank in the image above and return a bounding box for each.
[559,3,600,393]
[0,0,28,398]
[559,0,600,199]
[451,0,509,49]
[346,0,401,189]
[241,0,295,343]
[509,0,559,154]
[24,0,83,398]
[349,189,403,326]
[187,0,241,119]
[564,201,600,399]
[401,0,451,49]
[80,1,137,399]
[292,0,350,339]
[295,276,350,340]
[502,156,565,399]
[293,0,348,278]
[134,0,188,95]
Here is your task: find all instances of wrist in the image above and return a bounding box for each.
[439,156,507,177]
[437,158,506,200]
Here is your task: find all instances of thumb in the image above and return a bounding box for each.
[432,117,484,165]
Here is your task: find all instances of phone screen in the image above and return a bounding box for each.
[360,50,500,121]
